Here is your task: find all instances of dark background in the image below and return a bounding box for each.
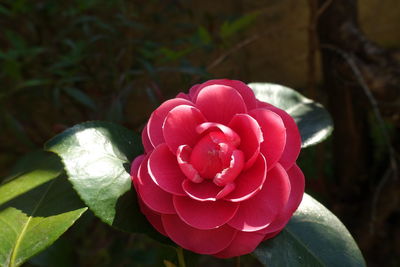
[1,0,399,266]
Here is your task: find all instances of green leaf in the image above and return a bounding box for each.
[253,193,366,267]
[0,151,87,267]
[220,12,259,39]
[44,121,156,235]
[248,83,333,148]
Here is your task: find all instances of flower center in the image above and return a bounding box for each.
[190,132,235,179]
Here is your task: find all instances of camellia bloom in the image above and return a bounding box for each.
[131,79,305,258]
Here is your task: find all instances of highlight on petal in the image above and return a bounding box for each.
[263,104,301,170]
[173,196,239,229]
[224,153,267,202]
[137,156,175,214]
[213,231,265,258]
[193,79,257,109]
[141,125,154,153]
[162,214,237,255]
[195,84,247,124]
[249,108,286,170]
[139,200,167,236]
[228,163,290,232]
[259,163,305,234]
[177,145,203,183]
[163,105,206,154]
[182,179,221,201]
[148,143,186,196]
[147,98,194,147]
[196,122,241,147]
[229,114,263,169]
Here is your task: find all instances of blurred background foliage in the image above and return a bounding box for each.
[0,0,399,266]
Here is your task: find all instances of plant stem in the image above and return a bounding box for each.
[176,247,186,267]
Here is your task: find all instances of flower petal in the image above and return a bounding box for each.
[176,92,190,100]
[163,105,206,154]
[228,163,290,232]
[196,122,240,147]
[195,84,247,124]
[162,214,237,255]
[182,179,221,201]
[173,196,239,229]
[131,155,145,189]
[249,108,286,170]
[213,231,265,258]
[193,79,257,109]
[137,156,175,214]
[228,114,263,169]
[147,98,194,147]
[259,163,305,234]
[224,153,267,202]
[141,125,154,153]
[257,101,301,169]
[148,143,186,196]
[139,200,167,236]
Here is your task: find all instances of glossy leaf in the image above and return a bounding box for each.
[249,83,333,148]
[0,151,87,267]
[253,193,366,267]
[44,121,157,235]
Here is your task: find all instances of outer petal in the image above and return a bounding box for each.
[137,156,175,214]
[257,101,301,170]
[195,85,247,124]
[176,92,190,100]
[259,163,305,234]
[213,231,265,258]
[162,214,237,255]
[163,105,206,154]
[147,98,194,147]
[228,163,290,232]
[224,153,267,202]
[131,155,145,189]
[248,108,286,170]
[228,114,263,169]
[173,196,239,230]
[139,200,167,236]
[148,143,186,196]
[192,79,257,109]
[141,125,154,153]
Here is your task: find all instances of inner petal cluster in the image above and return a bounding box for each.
[177,124,245,198]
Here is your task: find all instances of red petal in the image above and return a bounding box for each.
[131,155,145,189]
[258,102,301,170]
[162,214,237,254]
[224,153,267,202]
[196,122,241,147]
[163,105,206,154]
[213,231,265,258]
[147,98,194,147]
[176,92,190,100]
[173,196,239,229]
[228,114,263,169]
[249,108,286,170]
[137,156,176,214]
[193,79,257,109]
[228,163,290,232]
[148,143,186,196]
[195,84,247,124]
[139,200,167,236]
[141,125,154,153]
[259,163,305,234]
[176,145,203,183]
[182,179,221,201]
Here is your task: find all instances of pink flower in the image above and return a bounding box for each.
[131,79,305,258]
